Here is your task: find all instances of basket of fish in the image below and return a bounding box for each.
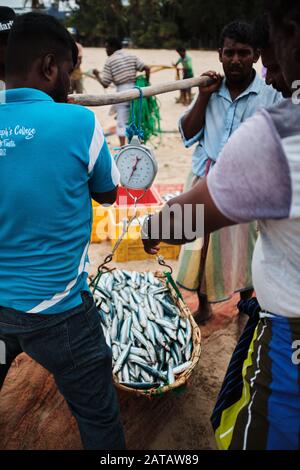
[90,268,201,397]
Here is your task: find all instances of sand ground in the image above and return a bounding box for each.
[0,48,257,450]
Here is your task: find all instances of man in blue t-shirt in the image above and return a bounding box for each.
[0,13,125,450]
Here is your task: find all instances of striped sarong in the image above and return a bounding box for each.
[176,170,256,302]
[212,302,300,450]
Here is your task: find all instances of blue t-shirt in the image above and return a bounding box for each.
[0,88,119,314]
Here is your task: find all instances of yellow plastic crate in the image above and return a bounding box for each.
[108,208,181,262]
[91,204,109,242]
[91,188,163,243]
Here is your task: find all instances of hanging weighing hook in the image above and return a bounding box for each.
[125,191,146,204]
[157,255,183,300]
[97,254,115,274]
[157,255,173,274]
[94,194,142,278]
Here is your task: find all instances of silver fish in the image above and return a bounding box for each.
[155,318,177,331]
[178,328,186,348]
[173,361,192,375]
[138,305,148,329]
[139,363,167,382]
[132,311,143,333]
[128,354,148,366]
[168,358,175,384]
[122,363,130,382]
[92,268,195,390]
[185,341,193,362]
[130,346,149,359]
[113,341,132,374]
[111,315,119,342]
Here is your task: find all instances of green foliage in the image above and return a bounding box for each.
[69,0,126,45]
[68,0,265,48]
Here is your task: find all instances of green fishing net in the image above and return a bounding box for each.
[129,75,161,143]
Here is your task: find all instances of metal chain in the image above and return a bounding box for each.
[97,193,146,273]
[90,193,179,299]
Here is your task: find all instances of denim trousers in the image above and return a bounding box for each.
[0,292,126,450]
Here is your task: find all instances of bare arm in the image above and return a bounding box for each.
[91,186,118,206]
[142,178,234,254]
[92,69,109,89]
[181,71,223,140]
[143,65,150,83]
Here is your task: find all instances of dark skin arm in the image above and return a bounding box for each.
[181,71,223,140]
[142,178,234,254]
[92,69,109,88]
[143,65,150,83]
[91,186,118,205]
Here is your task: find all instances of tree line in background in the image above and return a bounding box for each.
[68,0,265,48]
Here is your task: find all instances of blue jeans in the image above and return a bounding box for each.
[0,292,125,450]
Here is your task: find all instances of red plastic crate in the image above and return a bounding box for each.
[115,186,163,207]
[154,183,184,196]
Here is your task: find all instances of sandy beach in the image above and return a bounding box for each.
[0,48,260,450]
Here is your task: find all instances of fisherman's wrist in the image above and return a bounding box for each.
[141,214,152,240]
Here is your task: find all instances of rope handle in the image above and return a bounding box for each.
[126,86,145,142]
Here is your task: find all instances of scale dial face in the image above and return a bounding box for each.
[116,146,156,190]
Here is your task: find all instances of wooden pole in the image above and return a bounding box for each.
[71,75,213,107]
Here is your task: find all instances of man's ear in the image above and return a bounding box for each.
[41,53,57,82]
[218,48,223,63]
[253,49,260,64]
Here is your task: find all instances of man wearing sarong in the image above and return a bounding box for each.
[142,0,300,449]
[176,21,282,324]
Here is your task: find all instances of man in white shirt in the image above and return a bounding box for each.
[142,0,300,450]
[93,37,150,145]
[176,21,282,324]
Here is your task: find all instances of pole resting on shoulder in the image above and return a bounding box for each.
[71,75,214,107]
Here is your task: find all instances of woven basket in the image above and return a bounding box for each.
[113,271,201,397]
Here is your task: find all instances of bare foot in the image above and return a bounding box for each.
[239,288,254,301]
[193,305,213,325]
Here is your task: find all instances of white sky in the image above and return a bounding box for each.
[0,1,77,9]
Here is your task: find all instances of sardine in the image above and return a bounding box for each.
[113,341,132,374]
[173,361,192,375]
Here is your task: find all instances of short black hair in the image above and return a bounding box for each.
[176,46,186,53]
[265,0,300,27]
[253,14,271,49]
[0,6,15,36]
[105,37,122,51]
[219,21,255,49]
[6,12,78,76]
